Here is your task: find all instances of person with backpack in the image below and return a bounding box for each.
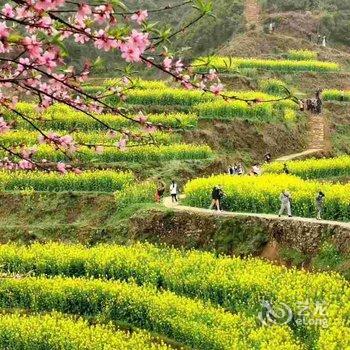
[252,163,261,176]
[237,163,245,175]
[316,191,325,220]
[156,177,166,203]
[264,153,272,163]
[210,185,224,211]
[315,89,323,114]
[278,190,292,217]
[170,180,179,203]
[228,165,235,175]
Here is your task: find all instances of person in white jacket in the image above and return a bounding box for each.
[170,180,178,203]
[279,190,292,217]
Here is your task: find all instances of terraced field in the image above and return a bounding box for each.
[1,19,350,349]
[0,242,348,350]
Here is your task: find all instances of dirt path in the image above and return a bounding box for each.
[163,97,337,229]
[162,111,342,226]
[244,0,261,28]
[276,112,326,161]
[163,196,350,229]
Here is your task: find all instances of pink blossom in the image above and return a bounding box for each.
[38,135,46,144]
[33,0,65,12]
[144,123,157,133]
[181,81,192,90]
[16,6,31,19]
[137,111,147,124]
[60,134,73,144]
[117,138,127,151]
[207,69,218,81]
[163,57,172,71]
[76,3,91,23]
[198,81,206,90]
[0,22,9,40]
[57,162,67,173]
[0,117,10,134]
[95,30,118,52]
[18,57,30,72]
[0,41,9,53]
[38,51,57,70]
[19,159,33,170]
[122,76,130,85]
[129,30,150,52]
[145,56,154,68]
[210,83,224,95]
[95,145,104,154]
[73,168,82,174]
[74,31,90,44]
[37,16,52,29]
[20,147,36,159]
[58,134,77,153]
[1,4,15,18]
[93,5,112,24]
[131,10,148,25]
[180,75,192,90]
[60,30,72,40]
[120,42,141,63]
[174,59,184,74]
[106,130,117,139]
[22,35,42,59]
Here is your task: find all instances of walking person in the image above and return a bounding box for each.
[156,177,166,203]
[269,22,275,34]
[315,88,323,114]
[210,185,224,212]
[170,180,178,203]
[317,34,321,45]
[252,163,261,176]
[228,165,235,175]
[264,152,272,163]
[237,163,245,175]
[316,191,325,220]
[279,190,292,217]
[283,163,290,175]
[322,35,326,47]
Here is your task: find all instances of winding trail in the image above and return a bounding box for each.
[163,196,350,230]
[276,113,326,161]
[244,0,261,29]
[162,111,348,230]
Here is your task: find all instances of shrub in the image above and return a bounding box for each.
[0,170,134,192]
[3,144,214,163]
[193,92,297,122]
[103,78,168,90]
[2,103,198,130]
[0,313,171,350]
[263,156,350,179]
[259,79,289,96]
[116,88,215,106]
[114,181,157,208]
[0,130,177,147]
[0,242,348,348]
[193,56,340,73]
[0,276,299,350]
[322,89,350,102]
[287,50,318,61]
[194,100,275,121]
